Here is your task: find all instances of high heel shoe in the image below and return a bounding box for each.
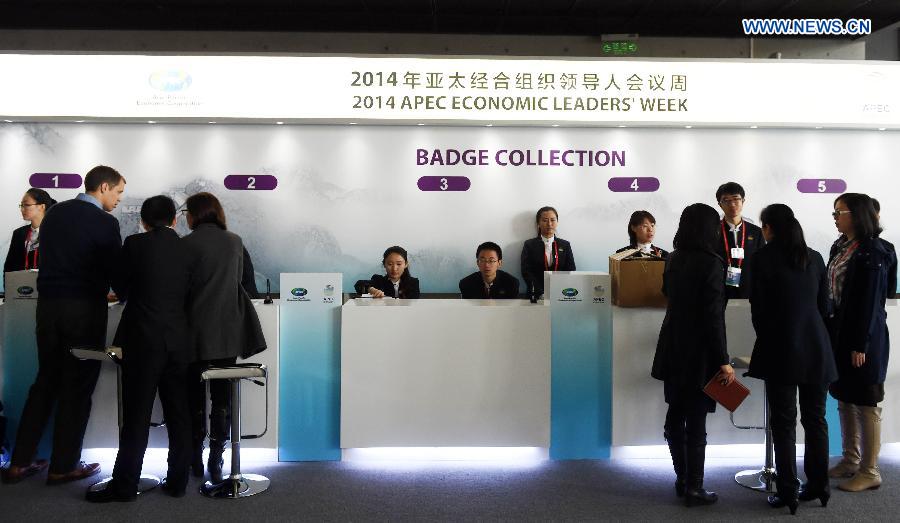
[798,486,830,507]
[767,495,799,515]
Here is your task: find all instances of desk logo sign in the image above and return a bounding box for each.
[323,284,335,304]
[593,284,607,304]
[287,287,310,302]
[558,287,583,303]
[16,285,36,299]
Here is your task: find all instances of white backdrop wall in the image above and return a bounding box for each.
[1,122,898,293]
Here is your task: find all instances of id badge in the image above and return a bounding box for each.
[726,266,742,287]
[730,247,745,260]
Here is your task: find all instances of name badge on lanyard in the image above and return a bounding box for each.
[730,247,745,260]
[726,266,742,287]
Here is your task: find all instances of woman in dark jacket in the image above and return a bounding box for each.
[4,188,56,276]
[365,245,420,299]
[747,204,837,513]
[520,206,576,298]
[182,192,266,484]
[826,193,894,492]
[615,210,669,258]
[652,203,734,507]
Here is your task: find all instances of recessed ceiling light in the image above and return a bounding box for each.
[4,119,14,123]
[878,127,886,131]
[74,120,85,123]
[417,123,425,126]
[749,125,758,129]
[276,121,284,125]
[208,121,216,124]
[147,120,156,124]
[684,125,693,129]
[617,125,627,128]
[815,126,823,129]
[485,124,493,127]
[349,122,358,125]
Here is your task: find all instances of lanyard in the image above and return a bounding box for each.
[543,240,559,271]
[721,221,747,267]
[23,228,39,270]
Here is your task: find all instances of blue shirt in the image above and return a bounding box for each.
[76,192,103,210]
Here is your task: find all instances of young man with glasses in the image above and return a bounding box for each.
[459,241,520,299]
[716,182,764,299]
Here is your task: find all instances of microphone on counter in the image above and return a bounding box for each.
[264,279,273,304]
[528,279,538,304]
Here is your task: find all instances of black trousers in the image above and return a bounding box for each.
[663,387,711,484]
[766,382,830,497]
[11,297,107,474]
[110,348,192,493]
[188,357,236,450]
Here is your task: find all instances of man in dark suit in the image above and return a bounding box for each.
[2,165,125,485]
[459,241,520,299]
[87,195,192,502]
[716,182,765,299]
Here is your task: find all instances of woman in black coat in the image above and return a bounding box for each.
[652,203,734,507]
[182,192,266,484]
[747,204,837,513]
[3,188,56,276]
[826,193,895,492]
[364,246,420,299]
[520,206,576,298]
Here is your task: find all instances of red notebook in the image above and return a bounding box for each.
[703,373,750,412]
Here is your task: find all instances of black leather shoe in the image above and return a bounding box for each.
[767,495,799,515]
[160,478,186,498]
[798,486,830,507]
[85,485,136,503]
[685,487,718,507]
[674,477,685,497]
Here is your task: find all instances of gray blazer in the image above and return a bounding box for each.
[183,223,266,361]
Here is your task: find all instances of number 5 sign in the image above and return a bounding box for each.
[797,179,847,194]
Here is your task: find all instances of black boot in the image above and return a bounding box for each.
[665,430,686,497]
[207,441,225,483]
[684,444,717,507]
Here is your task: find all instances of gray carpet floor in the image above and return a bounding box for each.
[2,455,898,521]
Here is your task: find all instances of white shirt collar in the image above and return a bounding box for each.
[542,235,555,244]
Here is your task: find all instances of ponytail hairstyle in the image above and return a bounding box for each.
[383,245,413,282]
[760,203,809,270]
[26,188,57,210]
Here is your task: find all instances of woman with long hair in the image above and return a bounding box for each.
[652,203,734,507]
[747,204,836,514]
[365,246,420,299]
[826,193,895,493]
[4,188,57,274]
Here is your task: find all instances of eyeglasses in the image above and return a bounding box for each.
[18,203,38,209]
[719,197,744,206]
[832,210,852,218]
[477,258,499,265]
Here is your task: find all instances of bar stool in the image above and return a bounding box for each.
[729,355,775,492]
[199,363,270,499]
[70,346,162,494]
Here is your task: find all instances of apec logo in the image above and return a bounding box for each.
[148,71,193,92]
[561,288,579,297]
[17,285,34,296]
[291,288,308,297]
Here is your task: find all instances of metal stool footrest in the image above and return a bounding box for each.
[728,356,775,493]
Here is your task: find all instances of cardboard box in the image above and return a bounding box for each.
[609,249,667,308]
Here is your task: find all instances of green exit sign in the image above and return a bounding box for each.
[602,41,638,55]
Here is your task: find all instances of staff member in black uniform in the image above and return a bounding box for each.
[2,166,125,485]
[652,203,734,508]
[3,188,56,276]
[365,246,420,299]
[520,206,575,298]
[747,204,836,514]
[716,182,764,299]
[615,210,669,258]
[460,242,520,299]
[86,196,192,502]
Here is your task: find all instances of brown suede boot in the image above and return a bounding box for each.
[838,406,882,492]
[828,401,861,478]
